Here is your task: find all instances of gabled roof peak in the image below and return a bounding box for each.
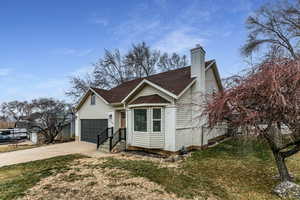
[91,60,216,104]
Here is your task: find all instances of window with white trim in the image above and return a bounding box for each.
[152,108,161,132]
[91,94,96,105]
[134,109,147,132]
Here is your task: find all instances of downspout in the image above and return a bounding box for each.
[123,102,127,151]
[201,126,204,149]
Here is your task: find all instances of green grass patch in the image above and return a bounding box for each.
[100,138,297,200]
[0,154,87,200]
[190,138,272,161]
[101,157,228,199]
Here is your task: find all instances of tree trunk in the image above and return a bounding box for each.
[45,132,55,144]
[272,150,292,182]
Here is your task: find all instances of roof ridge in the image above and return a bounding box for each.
[91,87,109,92]
[92,60,215,92]
[110,66,191,90]
[90,60,215,104]
[111,60,215,90]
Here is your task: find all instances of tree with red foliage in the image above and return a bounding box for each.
[203,59,300,183]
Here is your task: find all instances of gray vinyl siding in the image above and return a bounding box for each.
[205,68,219,94]
[132,132,164,148]
[129,85,173,104]
[176,88,193,129]
[75,93,113,140]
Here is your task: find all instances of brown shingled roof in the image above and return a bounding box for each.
[91,60,215,104]
[129,94,170,105]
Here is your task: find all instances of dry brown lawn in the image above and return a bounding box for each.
[0,143,40,153]
[21,157,185,200]
[1,139,300,200]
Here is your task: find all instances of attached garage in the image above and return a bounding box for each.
[81,119,108,143]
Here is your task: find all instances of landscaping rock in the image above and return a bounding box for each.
[273,181,300,199]
[272,174,295,180]
[164,155,183,162]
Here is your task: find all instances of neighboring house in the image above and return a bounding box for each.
[0,121,15,129]
[25,114,76,144]
[75,45,227,153]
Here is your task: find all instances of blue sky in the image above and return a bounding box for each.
[0,0,268,103]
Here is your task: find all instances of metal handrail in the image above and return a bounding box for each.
[109,128,126,151]
[97,127,113,149]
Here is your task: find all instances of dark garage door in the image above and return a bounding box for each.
[81,119,108,143]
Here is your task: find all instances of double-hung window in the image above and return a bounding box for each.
[152,108,161,132]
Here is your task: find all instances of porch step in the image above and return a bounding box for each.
[98,139,110,153]
[111,140,126,153]
[98,147,110,153]
[98,140,126,153]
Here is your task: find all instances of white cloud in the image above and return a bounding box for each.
[110,1,214,53]
[154,28,206,53]
[51,48,94,57]
[114,18,161,41]
[0,69,71,103]
[71,65,94,77]
[90,18,108,26]
[0,68,12,76]
[76,49,94,57]
[35,78,67,89]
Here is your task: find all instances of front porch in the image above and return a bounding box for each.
[93,108,127,152]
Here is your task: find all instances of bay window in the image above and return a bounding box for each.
[133,108,162,133]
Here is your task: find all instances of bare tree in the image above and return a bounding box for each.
[27,98,71,144]
[242,0,300,59]
[158,52,188,71]
[94,49,134,88]
[65,74,96,102]
[203,59,300,184]
[66,49,133,103]
[0,101,33,125]
[124,42,160,77]
[0,115,7,121]
[66,42,188,102]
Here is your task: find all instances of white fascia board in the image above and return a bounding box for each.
[89,87,110,104]
[205,61,223,91]
[121,80,146,104]
[144,79,178,99]
[121,79,177,103]
[212,63,224,90]
[128,103,169,108]
[75,89,91,110]
[176,79,197,99]
[205,60,216,71]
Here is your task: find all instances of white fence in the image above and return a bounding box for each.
[175,124,228,150]
[204,124,228,141]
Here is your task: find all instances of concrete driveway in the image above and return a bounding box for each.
[0,141,100,167]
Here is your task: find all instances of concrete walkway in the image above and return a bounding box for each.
[0,141,102,167]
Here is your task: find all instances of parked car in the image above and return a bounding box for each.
[0,129,28,143]
[0,131,12,142]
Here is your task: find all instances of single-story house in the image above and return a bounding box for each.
[75,44,227,153]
